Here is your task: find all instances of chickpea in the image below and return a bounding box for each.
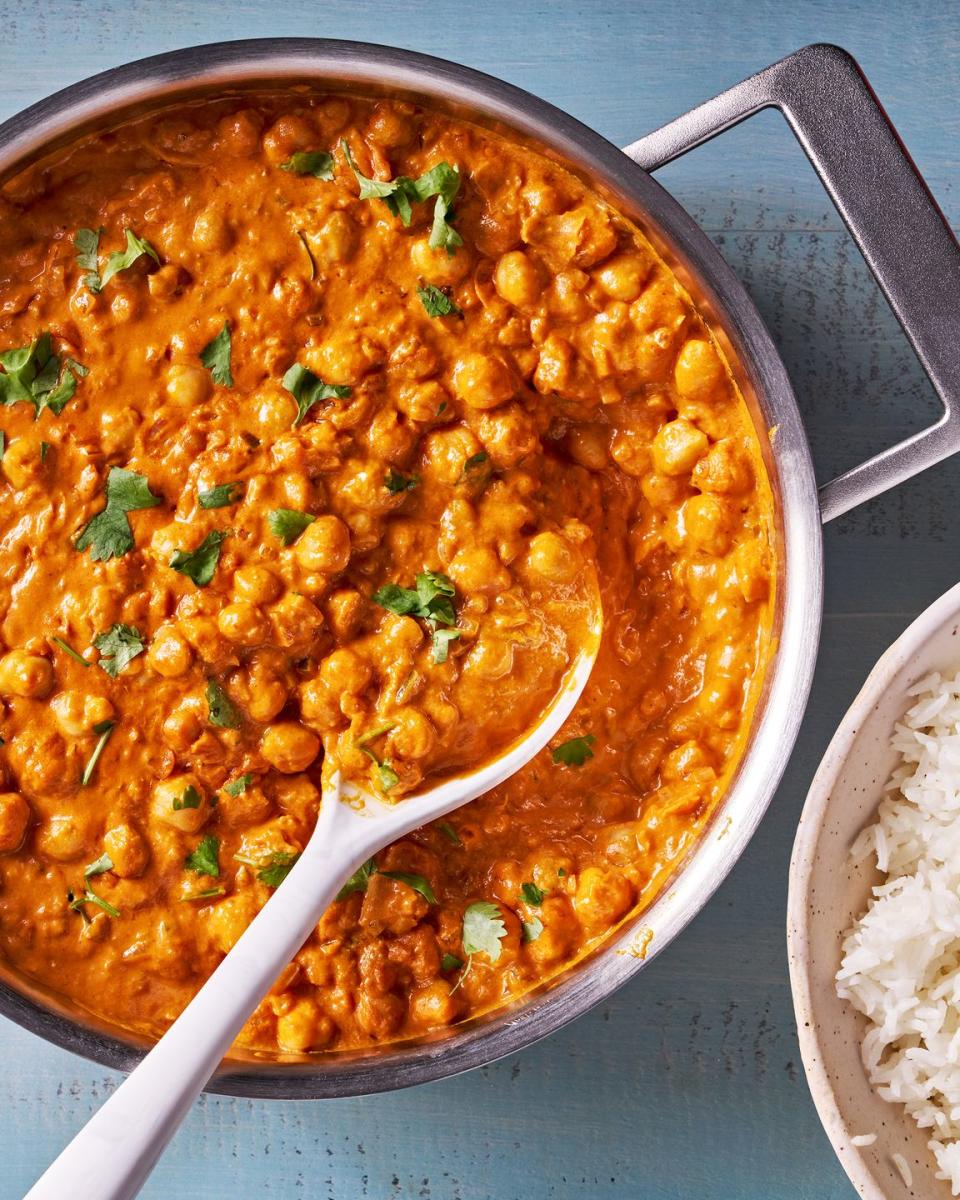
[388,707,437,762]
[252,386,297,436]
[355,989,405,1040]
[0,650,54,699]
[147,624,193,677]
[206,892,258,953]
[609,428,650,478]
[532,334,574,395]
[294,515,351,574]
[524,896,578,967]
[651,418,709,477]
[1,437,49,490]
[566,425,609,471]
[192,209,233,252]
[217,600,270,647]
[310,211,359,265]
[99,408,141,457]
[675,337,725,399]
[268,593,325,651]
[316,332,382,384]
[150,774,209,833]
[421,425,484,486]
[448,545,511,594]
[0,792,30,853]
[218,782,273,827]
[692,439,752,495]
[276,997,333,1052]
[367,103,413,148]
[325,588,364,642]
[683,494,731,555]
[573,865,634,931]
[261,113,315,165]
[103,823,150,878]
[217,109,262,156]
[493,250,544,308]
[147,264,182,301]
[595,253,650,302]
[397,380,449,424]
[233,564,282,605]
[732,538,769,603]
[166,364,212,408]
[476,404,539,469]
[409,980,459,1028]
[524,530,578,584]
[410,235,472,285]
[261,721,320,773]
[450,352,516,410]
[50,691,115,737]
[319,647,372,696]
[239,652,290,724]
[298,677,344,732]
[37,813,88,862]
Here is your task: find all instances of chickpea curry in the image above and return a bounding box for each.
[0,91,774,1057]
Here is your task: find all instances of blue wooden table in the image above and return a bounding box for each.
[2,1,957,1196]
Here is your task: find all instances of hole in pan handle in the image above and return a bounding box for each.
[622,42,960,525]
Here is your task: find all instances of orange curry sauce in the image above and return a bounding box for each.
[0,92,774,1055]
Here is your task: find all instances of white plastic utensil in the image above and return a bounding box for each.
[25,602,600,1200]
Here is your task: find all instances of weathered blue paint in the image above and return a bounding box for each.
[1,1,957,1195]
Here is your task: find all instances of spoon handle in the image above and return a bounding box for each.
[24,792,366,1200]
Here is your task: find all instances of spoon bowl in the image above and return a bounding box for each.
[26,574,602,1200]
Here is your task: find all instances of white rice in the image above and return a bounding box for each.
[837,671,960,1196]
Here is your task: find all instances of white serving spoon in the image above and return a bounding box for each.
[25,596,600,1200]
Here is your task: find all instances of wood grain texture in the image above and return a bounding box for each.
[1,1,957,1195]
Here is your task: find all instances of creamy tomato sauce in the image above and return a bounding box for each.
[0,91,774,1055]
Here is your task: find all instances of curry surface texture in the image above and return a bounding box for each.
[0,92,774,1057]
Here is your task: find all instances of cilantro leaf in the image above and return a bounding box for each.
[0,332,87,418]
[462,900,507,962]
[372,570,457,627]
[551,734,596,767]
[169,529,226,586]
[441,953,464,972]
[74,226,103,292]
[282,362,351,426]
[80,721,115,787]
[267,507,315,545]
[76,467,162,561]
[181,887,225,903]
[438,821,461,846]
[198,481,242,509]
[522,917,544,943]
[185,834,220,877]
[432,628,460,663]
[93,623,146,678]
[257,852,301,887]
[52,636,89,667]
[521,882,546,906]
[336,857,377,901]
[173,785,201,811]
[380,871,437,905]
[84,853,113,878]
[417,283,462,318]
[341,139,415,211]
[223,774,252,797]
[206,678,241,729]
[199,321,233,388]
[384,469,419,494]
[377,762,399,792]
[99,228,159,289]
[68,887,120,919]
[281,150,335,180]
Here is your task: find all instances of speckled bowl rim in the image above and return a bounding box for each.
[788,579,960,1199]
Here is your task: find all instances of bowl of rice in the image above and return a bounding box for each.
[789,579,960,1199]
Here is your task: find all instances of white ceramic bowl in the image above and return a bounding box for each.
[788,580,960,1200]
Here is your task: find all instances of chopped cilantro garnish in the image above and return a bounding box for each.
[267,507,315,545]
[74,226,104,292]
[384,469,419,494]
[380,871,437,905]
[462,900,507,962]
[93,623,146,678]
[181,886,226,902]
[336,857,377,901]
[417,283,462,318]
[199,321,234,388]
[0,332,87,418]
[198,481,242,509]
[431,628,460,664]
[282,362,351,427]
[522,917,544,944]
[257,852,301,887]
[169,529,226,586]
[173,785,202,811]
[223,773,252,797]
[441,953,464,972]
[281,150,335,179]
[185,834,220,877]
[84,853,113,878]
[521,882,546,906]
[438,821,462,846]
[76,467,161,561]
[551,734,596,767]
[68,887,119,919]
[51,636,89,667]
[98,228,159,289]
[377,762,400,792]
[373,570,459,663]
[206,678,241,729]
[80,721,115,787]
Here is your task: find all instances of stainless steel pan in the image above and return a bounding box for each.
[0,39,957,1098]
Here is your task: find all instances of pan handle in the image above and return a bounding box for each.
[623,42,960,524]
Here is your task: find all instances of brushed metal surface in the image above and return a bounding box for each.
[0,37,823,1098]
